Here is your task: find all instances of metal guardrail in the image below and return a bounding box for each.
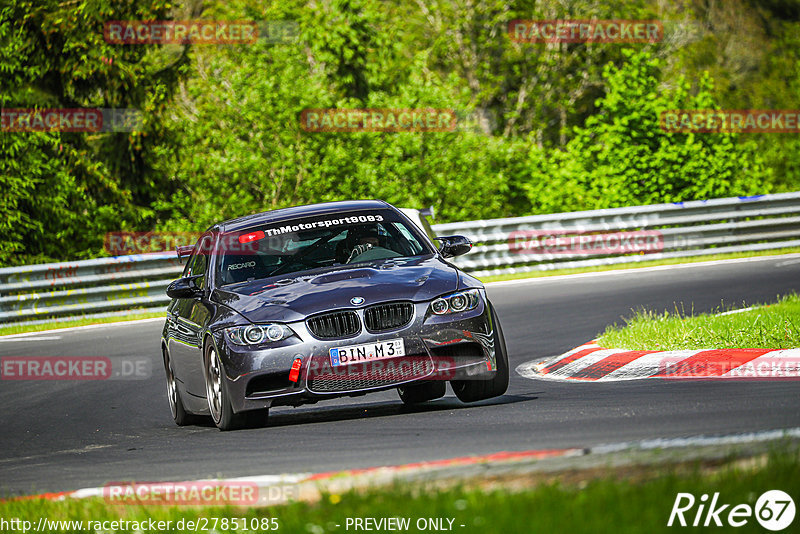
[0,255,183,325]
[438,192,800,277]
[1,192,799,325]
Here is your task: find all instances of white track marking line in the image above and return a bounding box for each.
[0,317,164,340]
[716,306,755,316]
[485,253,800,287]
[598,350,700,381]
[224,473,310,484]
[0,336,62,342]
[592,427,800,454]
[0,444,114,465]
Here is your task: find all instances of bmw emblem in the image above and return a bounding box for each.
[350,296,365,305]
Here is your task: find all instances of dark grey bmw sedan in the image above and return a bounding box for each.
[161,200,508,430]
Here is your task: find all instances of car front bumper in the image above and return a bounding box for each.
[212,296,498,413]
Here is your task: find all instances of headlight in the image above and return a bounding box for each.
[429,289,481,315]
[226,324,293,346]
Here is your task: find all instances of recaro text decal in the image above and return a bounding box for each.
[228,261,256,270]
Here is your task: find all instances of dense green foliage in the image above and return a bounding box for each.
[0,0,186,263]
[2,0,798,264]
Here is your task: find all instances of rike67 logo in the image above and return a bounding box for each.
[668,490,795,531]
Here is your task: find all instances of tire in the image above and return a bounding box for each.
[163,349,197,426]
[397,380,446,404]
[205,341,251,431]
[451,302,509,402]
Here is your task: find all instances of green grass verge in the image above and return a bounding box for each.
[1,449,797,533]
[0,311,165,337]
[598,294,800,350]
[479,248,800,283]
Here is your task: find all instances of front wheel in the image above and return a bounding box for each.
[205,342,256,431]
[451,302,509,402]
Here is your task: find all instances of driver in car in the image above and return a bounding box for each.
[337,224,381,263]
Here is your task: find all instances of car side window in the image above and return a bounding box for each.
[183,234,212,288]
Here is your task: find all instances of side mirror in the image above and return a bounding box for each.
[435,235,473,258]
[166,275,203,299]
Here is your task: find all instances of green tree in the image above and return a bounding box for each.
[0,0,185,265]
[526,49,769,211]
[154,0,527,228]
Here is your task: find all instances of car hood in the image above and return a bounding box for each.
[213,256,460,323]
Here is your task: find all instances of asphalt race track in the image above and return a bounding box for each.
[2,256,800,496]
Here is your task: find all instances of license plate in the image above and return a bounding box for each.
[329,339,405,367]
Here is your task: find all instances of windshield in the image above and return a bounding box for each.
[216,210,432,285]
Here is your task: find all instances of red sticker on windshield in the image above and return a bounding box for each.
[238,231,265,244]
